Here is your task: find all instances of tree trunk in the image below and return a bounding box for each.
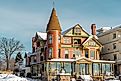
[6,58,9,70]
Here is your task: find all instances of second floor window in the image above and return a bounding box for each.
[65,49,69,58]
[90,50,95,59]
[85,50,89,58]
[64,37,70,44]
[74,49,81,58]
[58,49,61,58]
[48,35,52,44]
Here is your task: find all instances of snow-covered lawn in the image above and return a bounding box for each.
[0,74,28,81]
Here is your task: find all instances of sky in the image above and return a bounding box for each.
[0,0,121,52]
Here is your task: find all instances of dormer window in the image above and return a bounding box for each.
[48,35,52,44]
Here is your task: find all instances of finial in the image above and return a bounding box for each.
[53,0,55,8]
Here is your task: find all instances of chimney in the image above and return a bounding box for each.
[91,24,96,35]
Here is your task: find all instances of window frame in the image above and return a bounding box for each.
[48,35,52,44]
[49,48,52,58]
[90,50,95,59]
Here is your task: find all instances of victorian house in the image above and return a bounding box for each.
[26,8,115,81]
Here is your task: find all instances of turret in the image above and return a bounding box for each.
[46,8,62,59]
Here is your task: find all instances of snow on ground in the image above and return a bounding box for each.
[0,74,28,81]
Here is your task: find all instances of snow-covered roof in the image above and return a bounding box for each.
[47,58,115,63]
[47,58,75,62]
[36,32,47,40]
[92,60,115,63]
[97,25,121,37]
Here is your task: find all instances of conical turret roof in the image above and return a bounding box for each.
[46,8,62,31]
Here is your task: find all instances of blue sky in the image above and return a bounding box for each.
[0,0,121,52]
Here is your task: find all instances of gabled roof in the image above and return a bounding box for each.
[82,35,102,47]
[36,32,47,40]
[62,24,90,36]
[76,57,93,62]
[46,8,62,31]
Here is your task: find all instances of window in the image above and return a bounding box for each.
[74,39,81,44]
[32,47,35,53]
[49,48,52,58]
[65,49,69,58]
[74,49,81,58]
[37,42,40,47]
[75,28,81,33]
[75,28,81,35]
[90,50,95,59]
[73,54,75,58]
[64,63,71,73]
[58,49,61,58]
[48,35,52,44]
[93,63,100,75]
[102,64,111,75]
[89,41,96,46]
[33,56,36,62]
[64,37,70,44]
[85,50,89,58]
[40,56,43,61]
[113,33,116,39]
[114,54,117,60]
[113,43,116,49]
[58,35,61,43]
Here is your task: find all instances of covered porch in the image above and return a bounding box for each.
[74,57,115,80]
[45,57,115,81]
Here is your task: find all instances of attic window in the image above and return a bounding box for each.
[89,41,96,46]
[75,28,81,33]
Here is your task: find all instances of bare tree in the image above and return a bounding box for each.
[0,37,24,70]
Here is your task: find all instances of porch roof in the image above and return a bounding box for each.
[47,58,75,62]
[46,57,115,63]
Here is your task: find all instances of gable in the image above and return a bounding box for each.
[83,38,102,48]
[87,39,99,47]
[62,24,89,37]
[76,57,92,63]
